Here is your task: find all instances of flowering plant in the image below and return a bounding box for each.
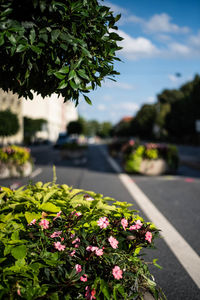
[124,142,179,173]
[0,181,165,299]
[0,145,32,165]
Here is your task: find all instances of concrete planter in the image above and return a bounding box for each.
[139,159,168,175]
[0,161,32,178]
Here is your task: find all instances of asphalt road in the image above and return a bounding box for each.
[0,144,200,300]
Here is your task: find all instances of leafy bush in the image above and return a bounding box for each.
[0,181,165,299]
[0,110,19,137]
[124,142,179,174]
[0,145,32,165]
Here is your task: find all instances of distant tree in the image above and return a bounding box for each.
[67,120,83,135]
[130,104,157,139]
[113,119,132,137]
[24,117,46,144]
[0,110,19,142]
[0,0,122,104]
[98,122,112,138]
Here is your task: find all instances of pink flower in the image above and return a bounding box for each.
[80,274,88,282]
[61,237,64,241]
[72,237,80,244]
[84,194,94,201]
[70,250,76,256]
[50,231,62,238]
[75,212,82,217]
[17,288,21,296]
[112,266,123,280]
[97,217,109,229]
[28,219,36,226]
[95,248,104,256]
[85,286,96,300]
[145,231,152,243]
[70,233,75,239]
[53,211,62,221]
[129,220,143,230]
[86,245,93,251]
[39,219,49,229]
[75,243,80,248]
[121,218,128,230]
[75,264,82,273]
[108,236,118,249]
[54,242,66,251]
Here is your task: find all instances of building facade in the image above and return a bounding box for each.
[0,89,78,144]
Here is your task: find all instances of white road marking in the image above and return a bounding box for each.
[100,147,200,289]
[30,168,42,178]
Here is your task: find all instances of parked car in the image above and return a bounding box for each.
[54,133,69,148]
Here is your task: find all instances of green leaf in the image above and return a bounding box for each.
[0,35,4,46]
[31,45,42,54]
[39,202,60,213]
[51,29,60,43]
[11,245,27,260]
[58,80,68,89]
[83,95,92,105]
[25,212,41,224]
[77,69,90,80]
[54,72,66,80]
[69,80,79,90]
[29,28,36,44]
[68,70,76,81]
[16,44,27,52]
[59,66,69,74]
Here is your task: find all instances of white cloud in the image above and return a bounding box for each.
[168,74,180,83]
[103,80,135,90]
[103,94,113,101]
[189,30,200,47]
[146,96,155,103]
[144,13,190,34]
[117,29,159,60]
[168,42,190,55]
[97,104,106,111]
[117,102,139,112]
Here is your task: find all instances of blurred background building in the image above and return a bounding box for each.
[0,89,78,145]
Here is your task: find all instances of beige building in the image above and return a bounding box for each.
[0,89,78,145]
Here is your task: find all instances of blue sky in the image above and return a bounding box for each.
[78,0,200,124]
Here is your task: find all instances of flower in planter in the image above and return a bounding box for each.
[129,219,143,230]
[39,219,49,229]
[50,231,62,238]
[121,218,128,230]
[80,274,88,282]
[145,231,152,243]
[112,266,123,280]
[54,241,66,251]
[97,216,109,229]
[0,182,165,299]
[75,264,82,273]
[108,236,118,249]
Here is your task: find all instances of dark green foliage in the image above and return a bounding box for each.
[0,0,122,104]
[0,110,19,137]
[130,105,157,139]
[154,75,200,143]
[24,117,46,144]
[67,120,83,135]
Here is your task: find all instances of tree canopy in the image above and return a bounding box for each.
[0,0,122,104]
[0,110,19,137]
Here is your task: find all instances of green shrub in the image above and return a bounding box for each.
[0,145,32,165]
[0,182,165,299]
